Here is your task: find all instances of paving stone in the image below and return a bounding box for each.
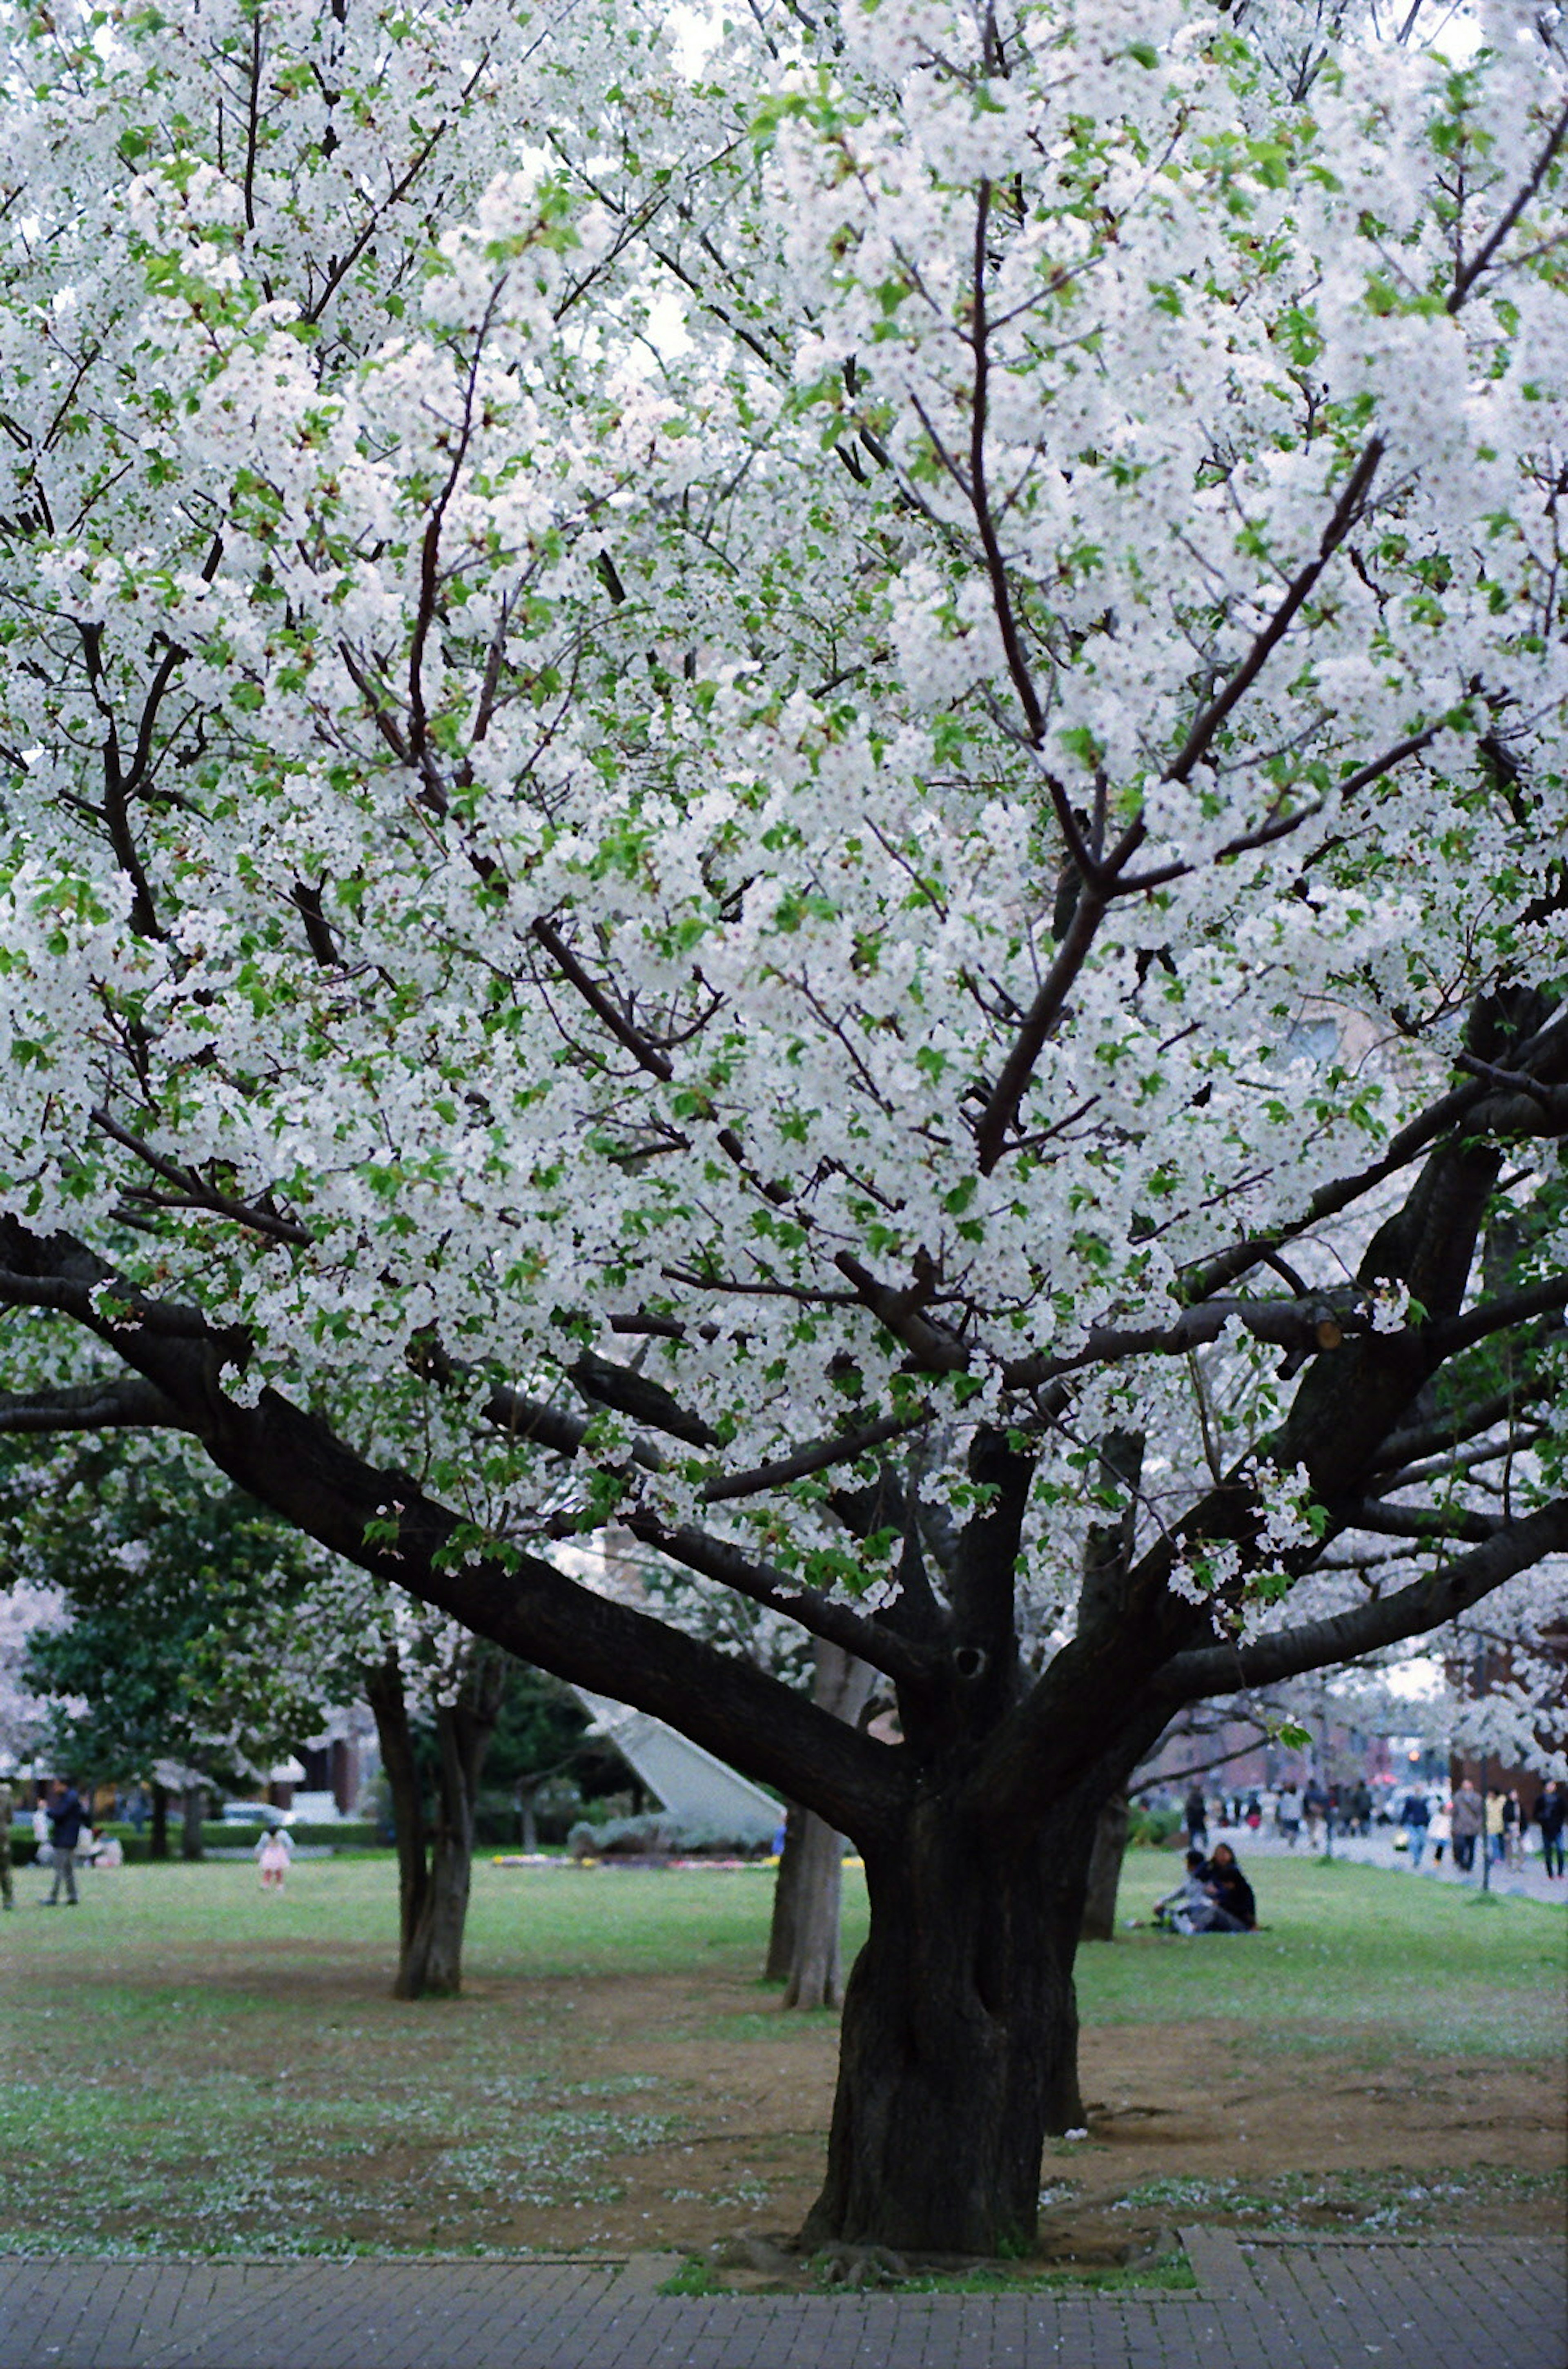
[1,2240,1563,2369]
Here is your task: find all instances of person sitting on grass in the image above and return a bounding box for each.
[1203,1842,1258,1931]
[1154,1849,1218,1932]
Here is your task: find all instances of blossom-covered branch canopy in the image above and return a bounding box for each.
[0,0,1565,1821]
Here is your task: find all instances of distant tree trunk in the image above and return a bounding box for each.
[149,1781,169,1861]
[1079,1787,1128,1943]
[366,1649,430,1998]
[180,1782,205,1861]
[365,1643,509,2000]
[773,1642,875,2011]
[517,1781,539,1854]
[766,1801,804,1979]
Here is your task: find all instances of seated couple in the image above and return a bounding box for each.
[1155,1843,1257,1934]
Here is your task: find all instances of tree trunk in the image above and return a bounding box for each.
[365,1650,432,2000]
[781,1809,850,2009]
[364,1643,506,2001]
[802,1792,1095,2256]
[180,1782,205,1861]
[1079,1788,1128,1943]
[149,1781,169,1862]
[771,1641,874,2011]
[765,1801,804,1980]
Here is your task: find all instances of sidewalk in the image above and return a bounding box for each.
[2,2233,1562,2369]
[1202,1818,1568,1905]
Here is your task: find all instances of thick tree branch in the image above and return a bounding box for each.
[1342,1501,1501,1545]
[1155,1496,1568,1705]
[1183,1002,1568,1302]
[0,1217,906,1840]
[618,1510,933,1690]
[1429,1270,1568,1359]
[0,1377,184,1433]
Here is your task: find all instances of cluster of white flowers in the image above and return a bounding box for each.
[0,0,1563,1700]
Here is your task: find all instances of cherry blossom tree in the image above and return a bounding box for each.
[0,1578,72,1772]
[0,0,1566,2251]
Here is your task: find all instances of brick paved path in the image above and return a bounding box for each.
[1,2233,1561,2369]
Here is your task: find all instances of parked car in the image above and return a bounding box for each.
[220,1801,298,1829]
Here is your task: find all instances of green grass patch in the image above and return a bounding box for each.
[1098,1854,1563,2061]
[659,2255,1199,2296]
[0,1852,1560,2258]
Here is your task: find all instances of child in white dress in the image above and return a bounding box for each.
[256,1827,294,1890]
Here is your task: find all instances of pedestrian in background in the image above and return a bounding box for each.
[1484,1788,1506,1865]
[1303,1778,1330,1852]
[1275,1784,1301,1848]
[1533,1781,1565,1879]
[0,1776,13,1909]
[1429,1799,1452,1864]
[1503,1790,1526,1872]
[1400,1786,1431,1870]
[42,1777,87,1906]
[1183,1785,1207,1850]
[1450,1778,1483,1873]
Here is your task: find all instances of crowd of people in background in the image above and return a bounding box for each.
[1399,1775,1565,1877]
[1163,1773,1566,1881]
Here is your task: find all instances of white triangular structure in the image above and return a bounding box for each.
[572,1689,780,1843]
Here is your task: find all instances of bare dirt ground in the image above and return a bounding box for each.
[308,1966,1567,2263]
[4,1861,1561,2269]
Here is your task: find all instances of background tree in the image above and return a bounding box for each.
[0,1436,518,1992]
[0,0,1566,2255]
[3,1444,355,1855]
[474,1662,632,1850]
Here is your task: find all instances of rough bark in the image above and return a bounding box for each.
[149,1781,169,1862]
[802,1790,1096,2255]
[1079,1788,1128,1943]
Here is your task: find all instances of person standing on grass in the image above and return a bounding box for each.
[1183,1785,1208,1850]
[1450,1778,1483,1874]
[256,1825,294,1891]
[0,1777,13,1910]
[42,1777,86,1906]
[1400,1787,1431,1870]
[1533,1782,1566,1879]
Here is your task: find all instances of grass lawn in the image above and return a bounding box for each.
[0,1850,1561,2260]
